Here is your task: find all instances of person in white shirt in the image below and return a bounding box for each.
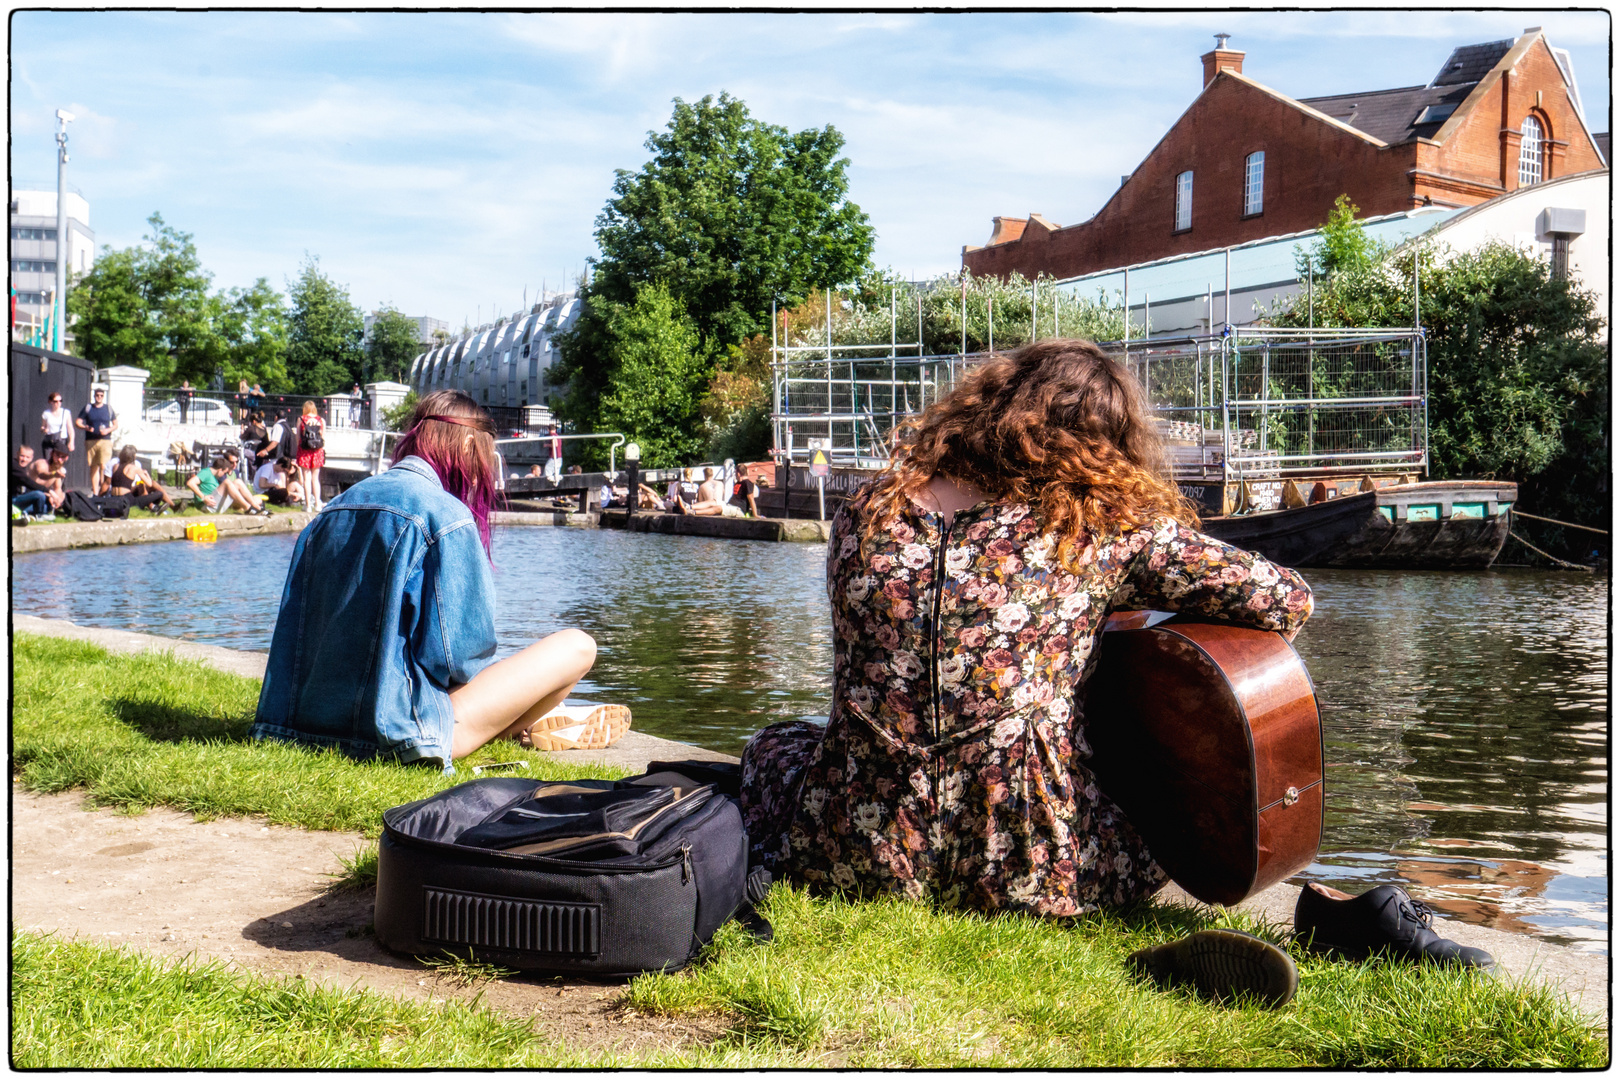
[253,455,303,506]
[39,393,73,456]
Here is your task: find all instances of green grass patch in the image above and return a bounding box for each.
[624,888,1606,1068]
[12,633,625,834]
[10,633,1607,1067]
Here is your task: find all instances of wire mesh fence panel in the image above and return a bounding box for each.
[773,329,1425,477]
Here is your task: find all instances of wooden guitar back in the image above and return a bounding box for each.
[1083,614,1324,906]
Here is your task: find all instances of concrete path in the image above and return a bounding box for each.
[11,616,1605,1026]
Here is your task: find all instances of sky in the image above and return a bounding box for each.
[11,10,1610,332]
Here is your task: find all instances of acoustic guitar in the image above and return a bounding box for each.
[1082,611,1324,906]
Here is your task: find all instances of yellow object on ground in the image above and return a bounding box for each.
[184,521,218,543]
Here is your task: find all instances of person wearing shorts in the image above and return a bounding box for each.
[75,388,118,495]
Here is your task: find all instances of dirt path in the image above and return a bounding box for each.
[11,785,730,1056]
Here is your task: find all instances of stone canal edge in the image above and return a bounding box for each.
[10,507,832,553]
[10,616,1608,1037]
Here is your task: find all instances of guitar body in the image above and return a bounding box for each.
[1082,612,1324,906]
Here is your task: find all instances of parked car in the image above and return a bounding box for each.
[143,397,234,426]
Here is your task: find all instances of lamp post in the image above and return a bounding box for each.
[624,442,641,519]
[54,109,73,353]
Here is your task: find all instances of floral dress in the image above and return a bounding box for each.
[739,486,1313,918]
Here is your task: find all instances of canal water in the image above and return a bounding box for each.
[14,527,1608,953]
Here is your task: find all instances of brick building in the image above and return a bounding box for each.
[963,28,1607,281]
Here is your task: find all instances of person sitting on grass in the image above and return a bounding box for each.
[27,447,69,499]
[108,445,177,513]
[736,338,1490,1011]
[252,388,634,768]
[186,453,267,515]
[253,455,303,507]
[11,444,63,518]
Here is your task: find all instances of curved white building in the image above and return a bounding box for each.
[408,291,582,407]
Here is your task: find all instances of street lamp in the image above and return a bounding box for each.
[54,109,74,353]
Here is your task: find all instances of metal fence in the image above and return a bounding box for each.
[1106,328,1427,479]
[771,326,1427,481]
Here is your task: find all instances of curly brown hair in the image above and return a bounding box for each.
[863,338,1198,565]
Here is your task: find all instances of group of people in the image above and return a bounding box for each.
[238,400,325,512]
[253,342,1491,1010]
[13,385,332,521]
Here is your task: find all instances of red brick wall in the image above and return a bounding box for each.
[965,40,1606,282]
[1424,37,1606,200]
[964,75,1416,280]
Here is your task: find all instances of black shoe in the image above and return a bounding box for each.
[1294,883,1495,969]
[1127,929,1298,1008]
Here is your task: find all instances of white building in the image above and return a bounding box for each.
[1413,168,1608,335]
[10,189,94,342]
[409,291,582,408]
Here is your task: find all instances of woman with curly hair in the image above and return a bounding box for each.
[739,337,1314,923]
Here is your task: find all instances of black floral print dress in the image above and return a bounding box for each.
[739,486,1313,917]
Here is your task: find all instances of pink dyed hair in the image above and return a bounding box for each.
[391,389,501,556]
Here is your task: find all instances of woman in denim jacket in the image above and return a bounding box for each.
[252,390,629,769]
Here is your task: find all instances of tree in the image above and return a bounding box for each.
[65,213,290,388]
[285,257,365,394]
[1294,195,1380,281]
[366,308,423,384]
[553,92,876,453]
[593,284,716,467]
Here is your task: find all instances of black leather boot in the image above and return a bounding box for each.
[1294,883,1496,969]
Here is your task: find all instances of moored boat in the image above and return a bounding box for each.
[1198,480,1516,570]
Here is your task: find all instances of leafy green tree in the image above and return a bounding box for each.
[1272,240,1607,559]
[554,92,876,452]
[1294,195,1381,281]
[286,257,365,394]
[365,308,424,384]
[593,284,715,467]
[65,214,289,389]
[381,389,420,432]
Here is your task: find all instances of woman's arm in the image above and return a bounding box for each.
[1113,517,1313,637]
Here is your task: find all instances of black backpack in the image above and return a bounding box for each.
[374,761,770,976]
[299,418,324,452]
[277,422,300,461]
[63,489,103,522]
[91,494,131,519]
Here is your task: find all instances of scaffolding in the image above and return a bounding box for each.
[771,322,1428,488]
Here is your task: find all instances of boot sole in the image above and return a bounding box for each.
[1128,929,1299,1008]
[521,704,633,752]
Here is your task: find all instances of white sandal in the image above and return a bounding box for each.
[515,703,633,752]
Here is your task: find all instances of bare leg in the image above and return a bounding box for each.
[449,629,597,758]
[299,467,315,510]
[690,500,725,516]
[310,466,322,509]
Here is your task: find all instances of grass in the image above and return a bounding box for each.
[11,634,627,834]
[10,633,1609,1068]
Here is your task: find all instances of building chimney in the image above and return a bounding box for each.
[1201,33,1245,85]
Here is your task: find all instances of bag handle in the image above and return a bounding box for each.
[735,865,774,943]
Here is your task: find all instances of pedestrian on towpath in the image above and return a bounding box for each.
[74,387,118,496]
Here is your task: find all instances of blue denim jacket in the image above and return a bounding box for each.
[251,456,497,771]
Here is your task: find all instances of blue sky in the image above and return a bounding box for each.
[11,10,1609,330]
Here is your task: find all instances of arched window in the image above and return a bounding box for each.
[1243,151,1264,215]
[1518,116,1544,186]
[1175,170,1193,231]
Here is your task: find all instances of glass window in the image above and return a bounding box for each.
[1518,116,1543,186]
[1175,171,1193,231]
[1244,152,1265,215]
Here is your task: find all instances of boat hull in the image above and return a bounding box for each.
[1200,481,1516,570]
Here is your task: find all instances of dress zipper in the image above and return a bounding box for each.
[928,513,952,820]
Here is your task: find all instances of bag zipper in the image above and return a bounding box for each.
[681,842,692,885]
[385,787,717,873]
[501,785,713,858]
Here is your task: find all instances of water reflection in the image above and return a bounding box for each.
[11,532,1608,952]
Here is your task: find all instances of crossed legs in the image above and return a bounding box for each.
[448,629,598,759]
